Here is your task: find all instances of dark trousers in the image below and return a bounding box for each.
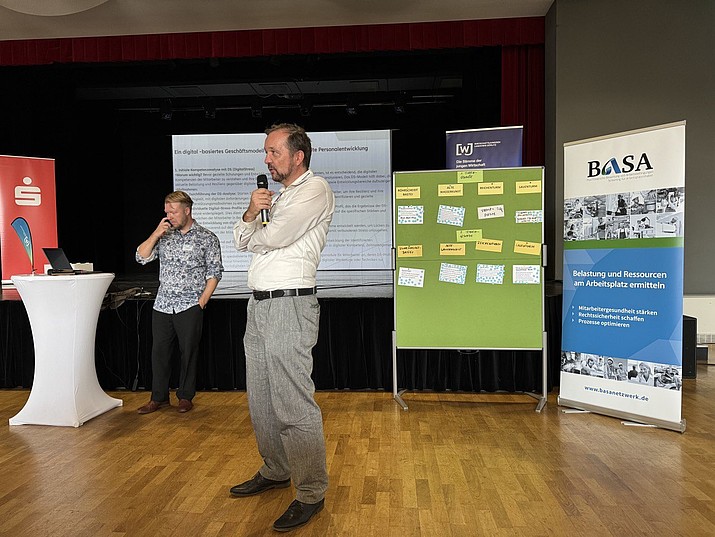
[150,305,203,402]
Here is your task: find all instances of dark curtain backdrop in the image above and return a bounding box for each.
[0,293,563,393]
[0,18,545,198]
[0,17,550,396]
[0,18,544,277]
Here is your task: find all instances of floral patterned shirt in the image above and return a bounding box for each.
[136,221,223,313]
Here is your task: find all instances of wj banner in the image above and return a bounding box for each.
[445,126,523,169]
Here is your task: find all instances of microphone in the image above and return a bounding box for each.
[257,174,269,226]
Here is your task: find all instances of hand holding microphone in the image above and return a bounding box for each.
[257,174,270,226]
[243,174,273,225]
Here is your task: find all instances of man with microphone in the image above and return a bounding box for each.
[232,124,335,532]
[135,191,223,414]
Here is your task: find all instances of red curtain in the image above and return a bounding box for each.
[501,44,545,166]
[0,18,543,65]
[0,18,544,165]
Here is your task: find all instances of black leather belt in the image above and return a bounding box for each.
[252,287,317,301]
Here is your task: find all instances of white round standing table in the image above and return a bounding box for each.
[9,273,123,427]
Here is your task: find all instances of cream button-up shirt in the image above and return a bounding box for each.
[233,170,335,291]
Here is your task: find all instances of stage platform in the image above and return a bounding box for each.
[1,271,562,395]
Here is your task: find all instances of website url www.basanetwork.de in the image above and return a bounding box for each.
[584,385,649,401]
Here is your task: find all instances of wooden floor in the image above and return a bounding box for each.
[1,366,714,537]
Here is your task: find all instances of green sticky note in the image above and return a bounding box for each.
[457,170,484,183]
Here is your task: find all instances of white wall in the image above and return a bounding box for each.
[684,296,715,339]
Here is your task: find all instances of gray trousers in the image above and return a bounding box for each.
[244,295,328,504]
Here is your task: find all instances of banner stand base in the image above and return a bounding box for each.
[393,390,408,411]
[621,421,658,428]
[558,396,686,433]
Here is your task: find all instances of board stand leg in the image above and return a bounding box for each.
[528,332,549,412]
[392,331,408,410]
[392,331,549,413]
[525,393,548,412]
[394,389,408,411]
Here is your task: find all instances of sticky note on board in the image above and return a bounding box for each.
[478,182,504,195]
[457,170,484,183]
[396,186,421,199]
[439,243,466,255]
[476,239,503,253]
[456,229,483,242]
[397,205,424,224]
[477,205,505,219]
[397,245,423,257]
[516,180,542,194]
[515,210,543,223]
[438,263,467,285]
[513,265,541,284]
[438,184,464,196]
[398,267,425,288]
[514,240,541,256]
[476,264,506,285]
[436,205,465,227]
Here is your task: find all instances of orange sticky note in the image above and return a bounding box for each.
[513,240,541,256]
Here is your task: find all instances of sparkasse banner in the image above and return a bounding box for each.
[0,155,57,282]
[559,122,686,432]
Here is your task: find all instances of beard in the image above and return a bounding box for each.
[269,162,295,183]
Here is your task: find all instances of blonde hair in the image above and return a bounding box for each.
[165,191,193,208]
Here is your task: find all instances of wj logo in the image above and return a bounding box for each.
[587,153,653,178]
[455,143,473,156]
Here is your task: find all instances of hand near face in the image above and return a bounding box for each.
[153,217,173,238]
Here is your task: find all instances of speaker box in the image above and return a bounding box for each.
[683,315,697,379]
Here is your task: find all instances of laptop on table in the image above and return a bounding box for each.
[43,248,100,275]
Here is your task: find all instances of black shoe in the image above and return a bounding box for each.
[272,499,324,532]
[229,472,291,497]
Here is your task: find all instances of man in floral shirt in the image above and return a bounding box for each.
[136,191,223,414]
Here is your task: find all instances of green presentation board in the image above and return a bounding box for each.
[394,167,544,349]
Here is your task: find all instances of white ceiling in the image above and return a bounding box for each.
[0,0,553,41]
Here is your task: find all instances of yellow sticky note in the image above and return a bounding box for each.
[396,186,421,199]
[438,183,464,196]
[514,240,542,256]
[478,182,503,195]
[456,229,483,242]
[516,180,542,194]
[457,170,484,183]
[397,245,423,257]
[440,243,466,256]
[476,239,503,253]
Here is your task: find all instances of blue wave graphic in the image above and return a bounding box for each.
[11,217,34,268]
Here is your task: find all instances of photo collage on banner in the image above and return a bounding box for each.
[560,122,686,431]
[563,187,684,242]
